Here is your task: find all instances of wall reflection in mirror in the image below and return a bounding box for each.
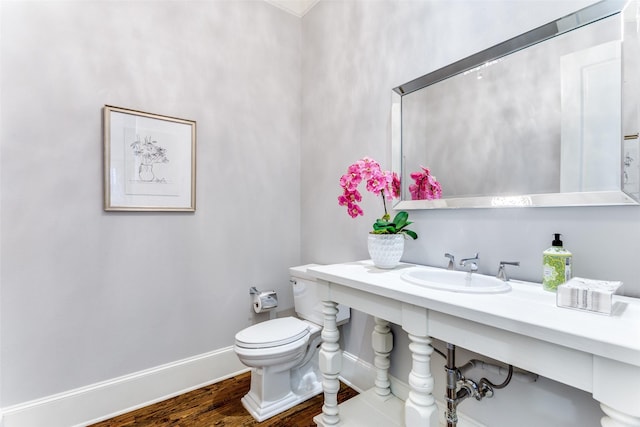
[392,0,640,209]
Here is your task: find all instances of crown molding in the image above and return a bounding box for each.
[265,0,320,17]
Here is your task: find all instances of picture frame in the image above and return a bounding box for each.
[103,105,196,211]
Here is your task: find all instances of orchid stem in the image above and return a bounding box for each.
[381,191,389,220]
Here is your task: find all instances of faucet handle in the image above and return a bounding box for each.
[497,261,520,281]
[459,253,479,272]
[444,253,455,270]
[459,253,479,264]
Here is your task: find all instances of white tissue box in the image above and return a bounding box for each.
[556,277,623,315]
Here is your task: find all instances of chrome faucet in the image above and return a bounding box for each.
[496,261,520,281]
[459,253,479,273]
[445,253,455,270]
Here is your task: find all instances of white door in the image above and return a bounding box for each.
[560,40,621,192]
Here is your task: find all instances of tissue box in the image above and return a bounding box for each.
[556,277,623,315]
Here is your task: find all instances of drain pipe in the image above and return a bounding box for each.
[458,359,537,386]
[443,343,517,427]
[444,343,459,427]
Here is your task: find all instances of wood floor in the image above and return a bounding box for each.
[89,371,358,427]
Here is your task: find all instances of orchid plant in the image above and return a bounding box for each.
[409,166,442,201]
[338,157,417,240]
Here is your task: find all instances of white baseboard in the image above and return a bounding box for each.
[1,347,484,427]
[1,347,248,427]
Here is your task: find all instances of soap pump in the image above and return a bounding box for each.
[542,233,572,292]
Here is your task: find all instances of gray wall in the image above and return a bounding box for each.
[0,0,301,406]
[301,1,630,426]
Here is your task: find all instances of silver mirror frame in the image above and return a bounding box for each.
[392,0,639,209]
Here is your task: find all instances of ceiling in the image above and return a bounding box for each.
[265,0,320,17]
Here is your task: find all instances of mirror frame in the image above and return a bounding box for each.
[392,0,638,209]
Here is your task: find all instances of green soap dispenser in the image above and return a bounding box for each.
[542,233,572,292]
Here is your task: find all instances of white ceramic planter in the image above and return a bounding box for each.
[367,234,405,269]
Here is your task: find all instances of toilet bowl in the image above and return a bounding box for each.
[233,265,350,422]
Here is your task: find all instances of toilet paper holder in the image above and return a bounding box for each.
[249,286,278,312]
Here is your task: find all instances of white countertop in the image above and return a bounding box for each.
[308,260,640,367]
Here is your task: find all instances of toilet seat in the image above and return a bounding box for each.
[235,317,310,349]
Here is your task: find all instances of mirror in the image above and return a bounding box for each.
[392,0,640,209]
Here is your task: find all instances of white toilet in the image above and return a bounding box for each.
[234,264,350,422]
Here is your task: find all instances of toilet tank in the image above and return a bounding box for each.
[290,264,350,326]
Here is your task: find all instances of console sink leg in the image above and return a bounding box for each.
[318,300,341,425]
[372,317,393,397]
[406,334,439,427]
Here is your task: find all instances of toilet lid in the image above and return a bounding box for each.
[235,317,310,349]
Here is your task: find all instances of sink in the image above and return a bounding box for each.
[401,268,511,293]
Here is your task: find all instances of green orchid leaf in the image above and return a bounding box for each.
[370,210,418,238]
[372,220,389,231]
[396,221,413,232]
[404,229,418,240]
[393,211,408,228]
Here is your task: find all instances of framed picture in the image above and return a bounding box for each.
[103,105,196,211]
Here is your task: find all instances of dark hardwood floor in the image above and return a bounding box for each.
[89,371,358,426]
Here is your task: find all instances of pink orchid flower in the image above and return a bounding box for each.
[338,157,399,219]
[409,166,442,200]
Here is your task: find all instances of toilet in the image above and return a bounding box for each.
[234,264,350,422]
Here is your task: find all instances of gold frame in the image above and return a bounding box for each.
[103,105,196,211]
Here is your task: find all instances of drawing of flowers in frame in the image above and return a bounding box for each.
[104,105,196,211]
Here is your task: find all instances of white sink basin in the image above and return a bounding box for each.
[401,268,511,293]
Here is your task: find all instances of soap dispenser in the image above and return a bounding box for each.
[542,233,572,292]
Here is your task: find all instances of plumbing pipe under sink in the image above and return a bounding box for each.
[457,359,538,384]
[444,343,529,427]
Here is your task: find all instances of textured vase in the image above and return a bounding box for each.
[368,234,405,269]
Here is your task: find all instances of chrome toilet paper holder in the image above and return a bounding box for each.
[249,286,278,312]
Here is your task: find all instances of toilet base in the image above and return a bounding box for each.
[241,378,322,422]
[241,364,322,422]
